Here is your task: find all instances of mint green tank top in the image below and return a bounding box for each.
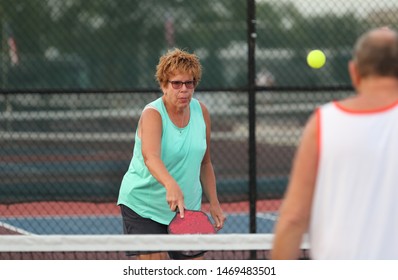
[117,97,207,225]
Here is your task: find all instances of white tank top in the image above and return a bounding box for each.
[309,101,398,259]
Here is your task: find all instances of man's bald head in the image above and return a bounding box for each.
[353,27,398,78]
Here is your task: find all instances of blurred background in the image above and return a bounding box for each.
[1,0,397,236]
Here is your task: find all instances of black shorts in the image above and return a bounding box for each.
[120,204,205,260]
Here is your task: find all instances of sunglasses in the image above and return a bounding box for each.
[168,80,195,89]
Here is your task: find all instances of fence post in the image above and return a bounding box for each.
[247,0,257,259]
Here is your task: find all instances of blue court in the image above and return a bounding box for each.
[0,212,277,235]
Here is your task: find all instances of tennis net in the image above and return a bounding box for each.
[0,234,310,260]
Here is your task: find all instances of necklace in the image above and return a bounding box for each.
[163,98,189,132]
[178,109,188,133]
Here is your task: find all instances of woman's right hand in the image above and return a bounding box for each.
[165,182,185,217]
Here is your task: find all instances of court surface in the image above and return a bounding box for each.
[0,199,280,235]
[0,212,277,235]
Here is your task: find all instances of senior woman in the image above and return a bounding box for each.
[117,48,225,260]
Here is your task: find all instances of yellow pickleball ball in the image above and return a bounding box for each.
[307,50,326,69]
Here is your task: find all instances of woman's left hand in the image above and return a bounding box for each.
[209,204,226,231]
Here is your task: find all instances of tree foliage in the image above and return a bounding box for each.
[1,0,362,89]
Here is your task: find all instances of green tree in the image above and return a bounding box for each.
[1,0,363,90]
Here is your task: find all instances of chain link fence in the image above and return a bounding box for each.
[1,0,397,235]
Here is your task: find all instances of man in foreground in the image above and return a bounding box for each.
[271,27,398,259]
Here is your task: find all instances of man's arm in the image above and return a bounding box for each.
[271,110,319,259]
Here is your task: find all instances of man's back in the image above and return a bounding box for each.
[310,101,398,259]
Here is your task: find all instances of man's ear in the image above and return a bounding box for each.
[348,60,360,89]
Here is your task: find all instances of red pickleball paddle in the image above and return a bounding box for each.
[168,209,216,234]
